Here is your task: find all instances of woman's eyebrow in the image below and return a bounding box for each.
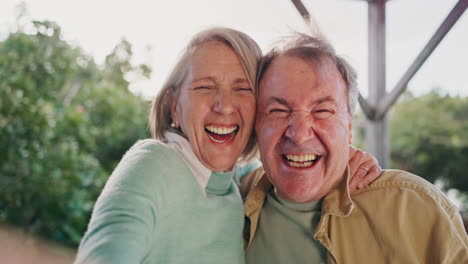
[232,78,249,85]
[192,76,217,83]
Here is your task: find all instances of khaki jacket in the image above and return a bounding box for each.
[241,168,468,264]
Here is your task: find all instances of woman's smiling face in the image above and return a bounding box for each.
[171,41,256,172]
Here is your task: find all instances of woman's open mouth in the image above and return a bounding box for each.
[205,125,239,143]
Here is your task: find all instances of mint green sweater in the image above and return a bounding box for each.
[75,137,258,264]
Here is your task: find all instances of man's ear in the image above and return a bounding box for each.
[348,118,353,144]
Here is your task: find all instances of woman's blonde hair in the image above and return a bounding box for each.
[149,27,262,161]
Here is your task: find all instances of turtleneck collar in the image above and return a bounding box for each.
[272,189,322,212]
[164,132,235,196]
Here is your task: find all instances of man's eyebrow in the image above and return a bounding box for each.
[314,96,337,106]
[265,97,290,107]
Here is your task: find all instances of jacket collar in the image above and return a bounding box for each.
[244,175,272,217]
[321,167,354,217]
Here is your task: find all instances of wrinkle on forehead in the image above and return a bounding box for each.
[298,56,349,113]
[298,56,336,85]
[260,55,350,116]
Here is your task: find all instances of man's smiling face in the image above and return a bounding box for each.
[255,55,352,203]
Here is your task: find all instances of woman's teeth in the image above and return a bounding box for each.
[205,125,237,135]
[283,154,318,168]
[205,125,238,143]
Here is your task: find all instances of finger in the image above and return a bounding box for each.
[349,168,367,193]
[349,180,358,194]
[357,164,381,189]
[349,164,369,191]
[348,149,364,179]
[349,150,367,180]
[373,162,382,175]
[350,159,374,186]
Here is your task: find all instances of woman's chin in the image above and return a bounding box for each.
[197,144,242,172]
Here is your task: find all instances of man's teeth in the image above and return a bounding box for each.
[284,154,317,162]
[284,154,318,168]
[288,161,313,168]
[205,125,237,135]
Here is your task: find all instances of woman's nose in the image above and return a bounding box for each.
[213,91,235,115]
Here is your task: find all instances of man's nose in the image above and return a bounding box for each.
[213,90,235,115]
[284,111,316,144]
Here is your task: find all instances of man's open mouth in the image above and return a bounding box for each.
[205,125,239,143]
[282,153,320,168]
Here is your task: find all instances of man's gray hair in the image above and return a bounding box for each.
[257,33,358,114]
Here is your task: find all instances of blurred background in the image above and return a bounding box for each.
[0,0,467,262]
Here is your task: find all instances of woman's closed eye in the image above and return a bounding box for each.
[234,87,254,94]
[194,86,211,90]
[192,86,214,93]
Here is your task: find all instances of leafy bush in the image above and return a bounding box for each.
[389,91,468,195]
[0,20,150,246]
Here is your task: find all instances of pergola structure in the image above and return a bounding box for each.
[291,0,467,168]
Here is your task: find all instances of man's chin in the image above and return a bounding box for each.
[274,185,323,203]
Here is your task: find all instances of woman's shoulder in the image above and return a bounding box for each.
[126,138,173,155]
[119,138,183,166]
[103,139,183,193]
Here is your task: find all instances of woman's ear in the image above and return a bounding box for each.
[168,89,179,128]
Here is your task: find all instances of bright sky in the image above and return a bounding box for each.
[1,0,467,100]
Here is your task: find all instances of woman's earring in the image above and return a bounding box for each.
[171,122,176,128]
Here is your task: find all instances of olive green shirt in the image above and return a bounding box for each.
[245,189,326,263]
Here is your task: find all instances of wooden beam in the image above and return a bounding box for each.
[291,0,311,21]
[358,92,375,119]
[366,0,389,167]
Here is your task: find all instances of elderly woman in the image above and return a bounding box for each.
[75,27,379,264]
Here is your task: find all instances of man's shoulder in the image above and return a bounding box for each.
[329,169,468,263]
[239,166,266,199]
[354,169,457,213]
[365,169,442,195]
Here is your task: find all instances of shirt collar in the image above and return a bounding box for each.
[273,189,322,212]
[164,132,235,196]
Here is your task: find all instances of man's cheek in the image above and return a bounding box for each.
[257,122,276,143]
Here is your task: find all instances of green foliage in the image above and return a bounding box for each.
[0,20,150,246]
[354,90,468,206]
[389,91,468,194]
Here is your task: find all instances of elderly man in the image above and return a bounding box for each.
[241,34,468,263]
